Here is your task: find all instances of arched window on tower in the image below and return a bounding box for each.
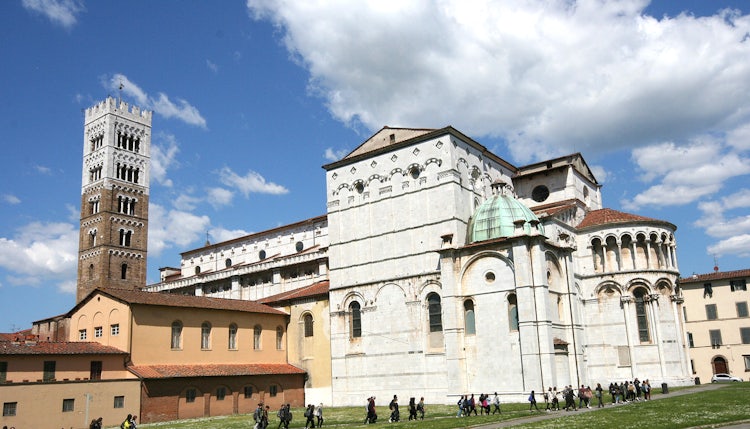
[121,263,128,280]
[464,300,476,335]
[633,288,651,343]
[349,301,362,339]
[88,263,94,280]
[508,294,519,331]
[276,326,284,350]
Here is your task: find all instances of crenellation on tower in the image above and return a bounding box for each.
[77,97,152,302]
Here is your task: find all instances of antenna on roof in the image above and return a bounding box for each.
[713,254,719,273]
[205,231,211,246]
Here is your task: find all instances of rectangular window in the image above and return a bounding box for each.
[186,389,196,403]
[730,279,747,292]
[269,385,278,397]
[744,355,750,371]
[94,326,103,338]
[738,302,749,318]
[0,361,6,383]
[683,306,687,322]
[244,386,253,398]
[90,361,102,380]
[690,359,696,374]
[706,304,718,320]
[79,329,87,340]
[709,329,722,347]
[43,361,56,381]
[216,387,226,401]
[703,283,713,298]
[3,402,17,417]
[62,398,74,412]
[114,396,124,409]
[741,327,750,344]
[111,324,120,336]
[687,332,694,348]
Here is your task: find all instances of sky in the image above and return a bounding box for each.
[1,0,749,331]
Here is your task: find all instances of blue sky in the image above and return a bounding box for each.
[1,0,749,331]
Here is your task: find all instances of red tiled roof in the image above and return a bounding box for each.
[71,288,286,317]
[680,268,750,283]
[258,281,329,305]
[128,363,305,379]
[0,341,127,356]
[531,199,578,217]
[577,208,672,229]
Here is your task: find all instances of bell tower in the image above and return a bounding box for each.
[77,97,151,302]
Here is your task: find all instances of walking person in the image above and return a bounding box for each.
[388,395,400,422]
[304,404,316,428]
[408,397,418,420]
[528,390,540,412]
[456,395,465,417]
[417,397,425,420]
[595,383,604,408]
[492,392,501,414]
[544,388,551,411]
[315,403,324,427]
[277,404,286,429]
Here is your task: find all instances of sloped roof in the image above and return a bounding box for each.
[515,153,600,185]
[70,288,286,317]
[577,208,674,230]
[0,341,127,356]
[258,280,329,305]
[343,127,435,160]
[680,268,750,283]
[128,363,305,379]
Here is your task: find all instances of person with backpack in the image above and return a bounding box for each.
[277,404,287,429]
[417,397,425,420]
[528,390,540,412]
[304,404,316,428]
[388,395,399,422]
[315,403,324,427]
[253,403,264,429]
[120,414,132,429]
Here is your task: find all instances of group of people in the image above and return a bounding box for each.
[117,414,137,429]
[526,378,653,413]
[252,402,322,429]
[456,393,502,417]
[362,394,425,424]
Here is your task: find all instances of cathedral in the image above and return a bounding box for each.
[146,124,693,405]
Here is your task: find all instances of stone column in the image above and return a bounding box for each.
[620,296,637,379]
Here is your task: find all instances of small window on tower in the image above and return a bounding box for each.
[121,263,128,280]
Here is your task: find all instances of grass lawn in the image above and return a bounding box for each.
[133,383,750,429]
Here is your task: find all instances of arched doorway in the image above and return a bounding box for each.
[712,356,728,374]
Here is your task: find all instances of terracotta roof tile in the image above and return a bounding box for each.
[0,341,127,356]
[72,288,286,317]
[258,281,329,305]
[577,208,672,229]
[128,363,305,379]
[680,268,750,283]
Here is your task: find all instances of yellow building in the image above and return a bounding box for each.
[681,268,750,383]
[0,339,139,429]
[67,287,306,423]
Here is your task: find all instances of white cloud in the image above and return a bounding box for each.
[589,164,608,184]
[173,193,201,211]
[22,0,84,29]
[218,166,289,197]
[207,187,234,208]
[34,165,51,175]
[103,74,207,128]
[148,203,211,257]
[206,59,219,74]
[622,137,750,210]
[707,234,750,258]
[324,147,349,162]
[247,1,750,163]
[2,194,21,205]
[151,133,180,187]
[0,221,78,294]
[209,227,250,244]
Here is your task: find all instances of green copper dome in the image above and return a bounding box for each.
[468,188,544,243]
